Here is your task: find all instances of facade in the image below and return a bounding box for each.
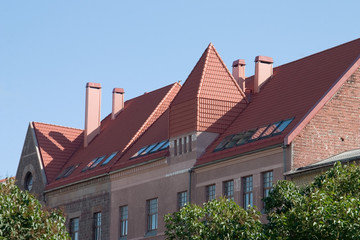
[16,38,360,240]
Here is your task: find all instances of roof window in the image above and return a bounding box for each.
[56,164,80,180]
[214,118,294,152]
[101,152,118,166]
[131,140,169,159]
[82,156,106,172]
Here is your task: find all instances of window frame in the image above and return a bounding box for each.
[119,205,128,238]
[263,171,274,207]
[177,191,187,210]
[94,212,101,240]
[223,180,234,200]
[70,217,79,240]
[147,198,158,232]
[243,176,253,210]
[206,184,216,202]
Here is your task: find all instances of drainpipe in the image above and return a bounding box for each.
[188,168,193,203]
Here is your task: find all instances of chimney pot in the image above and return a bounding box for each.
[84,82,101,147]
[232,59,246,91]
[112,88,125,120]
[254,56,273,93]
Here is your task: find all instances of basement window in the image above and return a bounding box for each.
[213,118,294,152]
[101,152,118,166]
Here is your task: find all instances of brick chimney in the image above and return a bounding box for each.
[232,59,246,91]
[84,82,101,147]
[112,88,124,120]
[254,56,273,93]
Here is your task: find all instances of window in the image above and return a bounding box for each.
[174,139,177,156]
[119,206,128,238]
[188,135,192,152]
[25,172,33,191]
[206,184,216,201]
[101,152,118,166]
[83,156,106,172]
[243,176,253,210]
[183,137,187,153]
[178,191,187,209]
[178,138,182,154]
[131,140,170,159]
[56,164,80,180]
[70,218,79,240]
[147,199,158,232]
[263,171,274,199]
[223,180,234,200]
[94,212,101,240]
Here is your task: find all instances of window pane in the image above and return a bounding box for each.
[147,199,158,231]
[70,218,79,240]
[178,191,187,209]
[101,152,118,166]
[273,118,293,134]
[94,212,101,240]
[243,176,253,210]
[223,180,234,200]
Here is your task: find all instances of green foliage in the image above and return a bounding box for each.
[164,197,264,240]
[264,162,360,240]
[0,178,70,240]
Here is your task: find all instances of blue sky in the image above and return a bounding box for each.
[0,1,359,178]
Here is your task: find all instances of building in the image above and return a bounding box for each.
[16,38,360,240]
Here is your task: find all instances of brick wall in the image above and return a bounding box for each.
[292,68,360,169]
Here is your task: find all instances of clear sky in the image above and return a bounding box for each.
[0,0,359,178]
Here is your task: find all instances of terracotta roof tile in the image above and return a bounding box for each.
[33,122,83,183]
[170,43,247,137]
[198,38,360,166]
[45,83,180,190]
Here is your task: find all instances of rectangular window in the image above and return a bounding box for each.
[263,171,274,199]
[174,140,177,156]
[94,212,101,240]
[243,176,253,210]
[119,206,128,238]
[178,191,187,210]
[223,180,234,200]
[178,138,182,154]
[147,199,158,232]
[70,218,79,240]
[183,137,187,153]
[206,184,216,201]
[188,135,192,152]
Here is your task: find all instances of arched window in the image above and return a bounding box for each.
[25,172,33,191]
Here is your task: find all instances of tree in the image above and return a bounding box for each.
[164,197,264,240]
[264,162,360,240]
[0,178,70,240]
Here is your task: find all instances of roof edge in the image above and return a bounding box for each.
[284,55,360,145]
[30,121,48,184]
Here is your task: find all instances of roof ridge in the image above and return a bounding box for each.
[33,121,83,132]
[196,43,213,99]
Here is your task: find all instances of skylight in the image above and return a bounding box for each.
[82,156,106,172]
[101,152,118,166]
[214,118,294,152]
[56,164,80,180]
[131,140,169,159]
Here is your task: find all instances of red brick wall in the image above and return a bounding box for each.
[292,68,360,169]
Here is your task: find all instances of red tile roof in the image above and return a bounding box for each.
[197,38,360,166]
[33,122,83,183]
[169,43,247,137]
[45,83,180,190]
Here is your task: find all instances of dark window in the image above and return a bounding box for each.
[178,191,187,210]
[188,135,192,152]
[174,140,177,156]
[243,176,253,210]
[223,180,234,200]
[183,137,187,153]
[147,199,158,232]
[94,212,101,240]
[70,217,79,240]
[120,206,128,237]
[178,138,182,154]
[206,184,216,201]
[25,172,33,191]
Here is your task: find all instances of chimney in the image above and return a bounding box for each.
[232,59,246,91]
[84,82,101,147]
[254,56,273,93]
[112,88,125,120]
